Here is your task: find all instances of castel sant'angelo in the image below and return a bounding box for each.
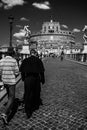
[30,19,75,54]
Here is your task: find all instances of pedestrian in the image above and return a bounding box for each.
[20,49,45,118]
[0,53,4,91]
[60,50,64,61]
[0,47,19,125]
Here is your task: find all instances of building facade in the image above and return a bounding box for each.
[30,20,75,55]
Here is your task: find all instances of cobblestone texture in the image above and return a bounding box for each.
[0,57,87,129]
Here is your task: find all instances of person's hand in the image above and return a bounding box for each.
[41,79,45,85]
[15,74,19,78]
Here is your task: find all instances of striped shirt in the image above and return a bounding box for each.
[0,56,19,85]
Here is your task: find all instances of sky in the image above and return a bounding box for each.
[0,0,87,47]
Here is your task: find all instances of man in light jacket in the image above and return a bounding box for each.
[0,47,19,125]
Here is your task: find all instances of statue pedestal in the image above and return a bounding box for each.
[20,44,30,59]
[82,42,87,53]
[20,44,30,54]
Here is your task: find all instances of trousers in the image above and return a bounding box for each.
[4,84,15,116]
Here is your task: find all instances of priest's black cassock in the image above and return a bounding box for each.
[20,54,45,117]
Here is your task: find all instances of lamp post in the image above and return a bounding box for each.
[8,15,14,47]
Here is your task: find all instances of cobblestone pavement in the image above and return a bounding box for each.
[1,57,87,130]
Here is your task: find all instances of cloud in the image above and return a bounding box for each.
[32,1,51,10]
[73,28,80,32]
[61,24,68,29]
[20,17,29,21]
[44,1,49,5]
[13,29,26,39]
[0,0,26,9]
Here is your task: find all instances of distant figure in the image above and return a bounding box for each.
[35,51,39,58]
[0,53,3,91]
[20,49,45,118]
[60,50,64,61]
[0,47,19,125]
[39,52,42,60]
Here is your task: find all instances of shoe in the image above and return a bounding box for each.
[26,112,32,119]
[1,113,8,125]
[3,102,8,106]
[40,101,43,106]
[33,105,39,111]
[39,99,43,106]
[18,103,25,111]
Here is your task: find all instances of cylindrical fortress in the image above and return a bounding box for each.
[30,20,75,54]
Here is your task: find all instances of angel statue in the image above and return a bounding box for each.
[82,25,87,43]
[24,25,31,38]
[24,25,31,44]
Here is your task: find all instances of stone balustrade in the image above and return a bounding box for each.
[65,53,87,62]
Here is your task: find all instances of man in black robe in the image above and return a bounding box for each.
[20,49,45,118]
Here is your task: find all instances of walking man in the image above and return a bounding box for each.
[0,47,19,125]
[20,49,45,118]
[60,50,64,61]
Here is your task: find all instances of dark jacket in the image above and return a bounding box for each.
[20,55,45,84]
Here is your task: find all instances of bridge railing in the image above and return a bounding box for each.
[65,53,87,63]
